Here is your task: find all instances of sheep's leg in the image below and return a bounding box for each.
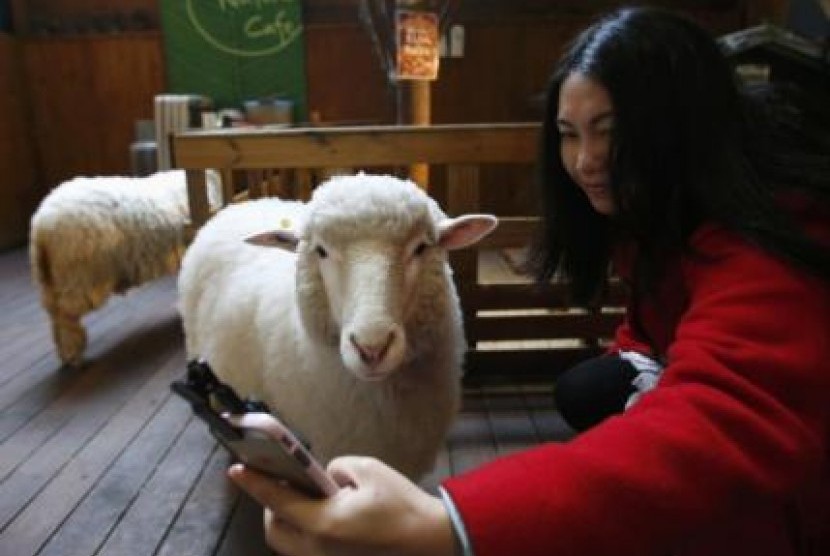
[49,308,87,367]
[40,292,88,367]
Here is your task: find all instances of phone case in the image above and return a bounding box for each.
[216,416,339,497]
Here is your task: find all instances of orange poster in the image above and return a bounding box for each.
[396,10,440,81]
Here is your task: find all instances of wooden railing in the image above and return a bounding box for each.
[172,123,624,384]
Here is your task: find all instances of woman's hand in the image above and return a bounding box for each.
[228,455,457,556]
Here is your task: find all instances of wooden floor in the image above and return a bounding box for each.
[0,247,574,556]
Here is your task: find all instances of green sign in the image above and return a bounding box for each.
[161,0,307,119]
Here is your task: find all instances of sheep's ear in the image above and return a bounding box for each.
[438,215,498,251]
[245,230,299,252]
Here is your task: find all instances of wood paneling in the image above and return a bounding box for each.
[22,32,164,195]
[304,24,397,124]
[0,0,790,250]
[310,3,758,125]
[303,0,747,25]
[10,0,157,35]
[0,34,37,250]
[303,8,754,215]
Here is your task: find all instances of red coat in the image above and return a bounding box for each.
[442,223,830,556]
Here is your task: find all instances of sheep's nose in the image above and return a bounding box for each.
[350,331,395,367]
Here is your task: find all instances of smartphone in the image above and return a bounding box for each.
[215,412,339,498]
[171,362,338,498]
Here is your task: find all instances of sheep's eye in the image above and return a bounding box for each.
[413,242,429,256]
[315,245,328,258]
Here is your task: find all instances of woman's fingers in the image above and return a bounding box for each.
[232,456,455,556]
[263,508,309,556]
[228,463,320,526]
[326,455,375,488]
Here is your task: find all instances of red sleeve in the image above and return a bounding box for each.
[606,243,654,356]
[608,312,652,354]
[442,227,830,556]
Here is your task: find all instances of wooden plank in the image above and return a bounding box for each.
[0,322,55,388]
[0,353,71,441]
[215,494,272,556]
[185,169,210,230]
[463,281,628,310]
[0,350,184,555]
[0,278,173,403]
[446,387,498,476]
[154,447,239,556]
[0,254,37,307]
[0,312,179,478]
[93,418,217,556]
[172,123,539,170]
[0,287,42,318]
[0,249,33,287]
[478,216,539,249]
[0,267,176,382]
[446,163,481,215]
[464,347,604,385]
[521,384,576,442]
[482,386,541,457]
[445,164,480,295]
[294,168,314,201]
[219,169,235,206]
[447,163,483,343]
[0,281,179,470]
[470,311,623,341]
[0,322,184,534]
[0,299,47,341]
[0,278,178,444]
[32,395,192,556]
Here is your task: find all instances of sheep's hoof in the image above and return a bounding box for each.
[59,358,87,371]
[58,349,86,368]
[53,323,87,369]
[56,340,86,369]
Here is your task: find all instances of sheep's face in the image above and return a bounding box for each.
[313,231,424,380]
[246,174,497,382]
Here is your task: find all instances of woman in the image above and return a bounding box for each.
[229,7,830,556]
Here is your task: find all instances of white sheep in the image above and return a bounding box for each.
[178,173,497,480]
[30,169,219,367]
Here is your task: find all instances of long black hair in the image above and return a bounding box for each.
[528,7,830,306]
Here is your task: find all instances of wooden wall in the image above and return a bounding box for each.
[9,0,157,35]
[0,34,37,250]
[0,0,789,250]
[307,2,754,125]
[23,33,164,190]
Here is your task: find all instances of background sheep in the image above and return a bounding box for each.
[30,169,219,367]
[178,173,497,480]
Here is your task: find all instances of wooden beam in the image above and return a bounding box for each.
[408,80,431,188]
[172,123,539,170]
[470,312,623,341]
